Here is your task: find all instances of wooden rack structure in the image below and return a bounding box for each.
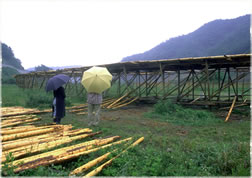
[15,54,251,107]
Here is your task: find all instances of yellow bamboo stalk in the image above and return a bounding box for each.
[70,151,113,175]
[84,137,144,177]
[111,97,139,109]
[9,136,120,168]
[2,132,102,162]
[1,127,56,141]
[1,125,64,135]
[1,116,37,124]
[10,137,131,173]
[1,114,36,120]
[12,137,124,173]
[70,138,133,175]
[101,99,117,107]
[76,112,88,115]
[107,93,129,109]
[225,96,237,122]
[69,108,88,113]
[106,98,131,109]
[1,108,41,117]
[2,125,74,147]
[1,125,35,132]
[1,118,41,128]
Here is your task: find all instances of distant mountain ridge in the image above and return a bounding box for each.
[122,14,251,62]
[26,65,83,72]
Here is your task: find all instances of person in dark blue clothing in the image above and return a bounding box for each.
[52,86,66,124]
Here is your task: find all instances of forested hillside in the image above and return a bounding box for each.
[122,14,250,62]
[2,43,24,70]
[1,43,26,84]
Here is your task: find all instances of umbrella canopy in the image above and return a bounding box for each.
[46,74,70,92]
[81,66,112,94]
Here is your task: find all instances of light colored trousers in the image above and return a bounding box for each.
[88,103,101,126]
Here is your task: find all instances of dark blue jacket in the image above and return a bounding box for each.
[52,86,66,118]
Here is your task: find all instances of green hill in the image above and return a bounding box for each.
[2,43,24,70]
[122,14,250,62]
[1,43,26,84]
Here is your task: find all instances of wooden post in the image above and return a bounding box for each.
[138,71,141,98]
[217,68,220,101]
[177,69,180,101]
[236,68,239,101]
[192,69,194,100]
[118,72,121,97]
[145,72,148,97]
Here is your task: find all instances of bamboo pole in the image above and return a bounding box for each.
[1,127,57,141]
[111,97,139,109]
[7,136,120,168]
[84,137,144,177]
[13,137,131,173]
[1,118,41,128]
[107,93,129,109]
[1,114,37,120]
[2,132,101,162]
[1,124,67,135]
[225,96,237,122]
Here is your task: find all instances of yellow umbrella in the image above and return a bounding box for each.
[81,66,112,94]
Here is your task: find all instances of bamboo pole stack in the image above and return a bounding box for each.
[1,106,143,176]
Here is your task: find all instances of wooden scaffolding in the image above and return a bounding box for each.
[15,54,251,107]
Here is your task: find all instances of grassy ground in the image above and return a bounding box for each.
[1,84,251,176]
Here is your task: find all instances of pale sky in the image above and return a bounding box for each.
[1,0,251,69]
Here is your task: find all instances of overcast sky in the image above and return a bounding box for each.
[1,0,251,69]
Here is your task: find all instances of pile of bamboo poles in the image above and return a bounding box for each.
[2,126,143,174]
[1,106,143,176]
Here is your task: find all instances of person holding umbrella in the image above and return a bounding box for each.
[81,66,112,126]
[46,74,70,124]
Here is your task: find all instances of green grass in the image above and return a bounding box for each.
[144,100,223,126]
[1,84,250,176]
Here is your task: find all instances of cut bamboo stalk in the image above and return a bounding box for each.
[2,132,60,146]
[1,127,56,141]
[1,118,41,128]
[107,93,129,109]
[2,125,72,142]
[2,134,65,151]
[53,137,132,166]
[70,152,112,176]
[8,136,121,168]
[2,116,37,124]
[111,97,139,109]
[2,126,76,148]
[69,108,88,113]
[225,96,237,122]
[1,125,68,135]
[76,112,88,115]
[108,97,132,108]
[69,139,132,176]
[84,137,144,177]
[1,115,37,120]
[2,132,102,162]
[12,136,124,172]
[1,125,35,132]
[3,131,97,154]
